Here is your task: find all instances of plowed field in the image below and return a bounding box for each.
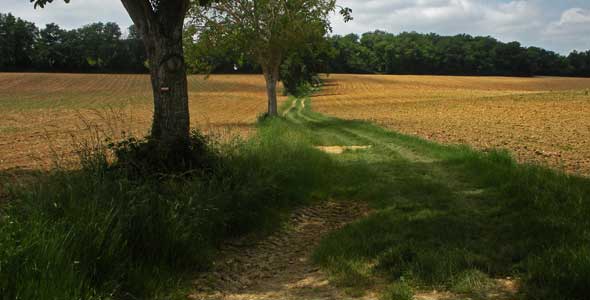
[313,74,590,176]
[3,73,590,175]
[0,73,282,170]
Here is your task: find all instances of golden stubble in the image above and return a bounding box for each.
[0,73,285,170]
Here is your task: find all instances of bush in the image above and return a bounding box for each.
[280,51,322,97]
[108,130,221,178]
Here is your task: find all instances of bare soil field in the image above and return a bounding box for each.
[313,74,590,176]
[3,73,590,176]
[0,73,282,170]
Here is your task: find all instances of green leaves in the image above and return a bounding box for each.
[339,6,353,23]
[30,0,70,9]
[189,0,343,68]
[31,0,213,9]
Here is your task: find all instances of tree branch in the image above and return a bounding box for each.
[120,0,157,36]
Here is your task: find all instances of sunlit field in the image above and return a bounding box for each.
[2,73,590,176]
[314,74,590,176]
[0,73,284,170]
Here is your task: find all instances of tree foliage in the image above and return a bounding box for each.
[0,13,146,72]
[279,34,332,96]
[326,31,589,77]
[190,0,341,66]
[0,13,38,69]
[189,0,350,115]
[3,13,590,79]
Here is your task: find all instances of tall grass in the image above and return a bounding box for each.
[0,117,337,300]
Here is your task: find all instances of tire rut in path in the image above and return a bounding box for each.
[190,201,372,300]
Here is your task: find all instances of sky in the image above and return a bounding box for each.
[2,0,590,54]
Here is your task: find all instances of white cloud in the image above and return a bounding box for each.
[2,0,590,54]
[546,8,590,34]
[330,0,588,54]
[333,0,543,35]
[541,8,590,53]
[559,7,590,24]
[3,0,132,30]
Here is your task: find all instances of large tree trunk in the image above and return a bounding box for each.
[262,64,280,116]
[121,0,190,144]
[144,31,190,143]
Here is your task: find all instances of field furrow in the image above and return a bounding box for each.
[0,73,284,170]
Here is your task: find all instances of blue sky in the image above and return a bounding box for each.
[2,0,590,54]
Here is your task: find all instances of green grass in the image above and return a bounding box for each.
[451,269,494,296]
[1,94,589,300]
[282,96,590,300]
[0,112,366,299]
[381,281,414,300]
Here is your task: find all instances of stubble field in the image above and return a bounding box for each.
[1,73,589,176]
[0,73,282,170]
[313,74,590,176]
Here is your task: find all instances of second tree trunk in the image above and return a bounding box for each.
[263,64,280,116]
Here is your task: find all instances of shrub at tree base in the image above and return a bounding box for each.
[107,130,221,178]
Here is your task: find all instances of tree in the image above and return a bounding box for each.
[34,23,67,69]
[568,50,590,77]
[328,34,376,74]
[31,0,214,145]
[190,0,351,116]
[75,22,123,70]
[183,23,260,74]
[280,33,332,96]
[117,25,148,73]
[0,13,38,70]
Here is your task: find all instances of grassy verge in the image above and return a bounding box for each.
[289,95,590,300]
[0,110,368,299]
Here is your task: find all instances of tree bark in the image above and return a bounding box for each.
[121,0,190,143]
[144,30,190,143]
[262,63,280,116]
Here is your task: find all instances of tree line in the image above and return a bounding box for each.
[0,13,146,73]
[2,12,590,79]
[326,31,590,77]
[193,30,590,78]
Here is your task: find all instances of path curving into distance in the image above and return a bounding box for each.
[191,97,519,300]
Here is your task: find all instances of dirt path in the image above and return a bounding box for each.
[190,201,373,300]
[191,97,519,300]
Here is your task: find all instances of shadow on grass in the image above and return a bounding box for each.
[310,119,590,300]
[2,110,589,300]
